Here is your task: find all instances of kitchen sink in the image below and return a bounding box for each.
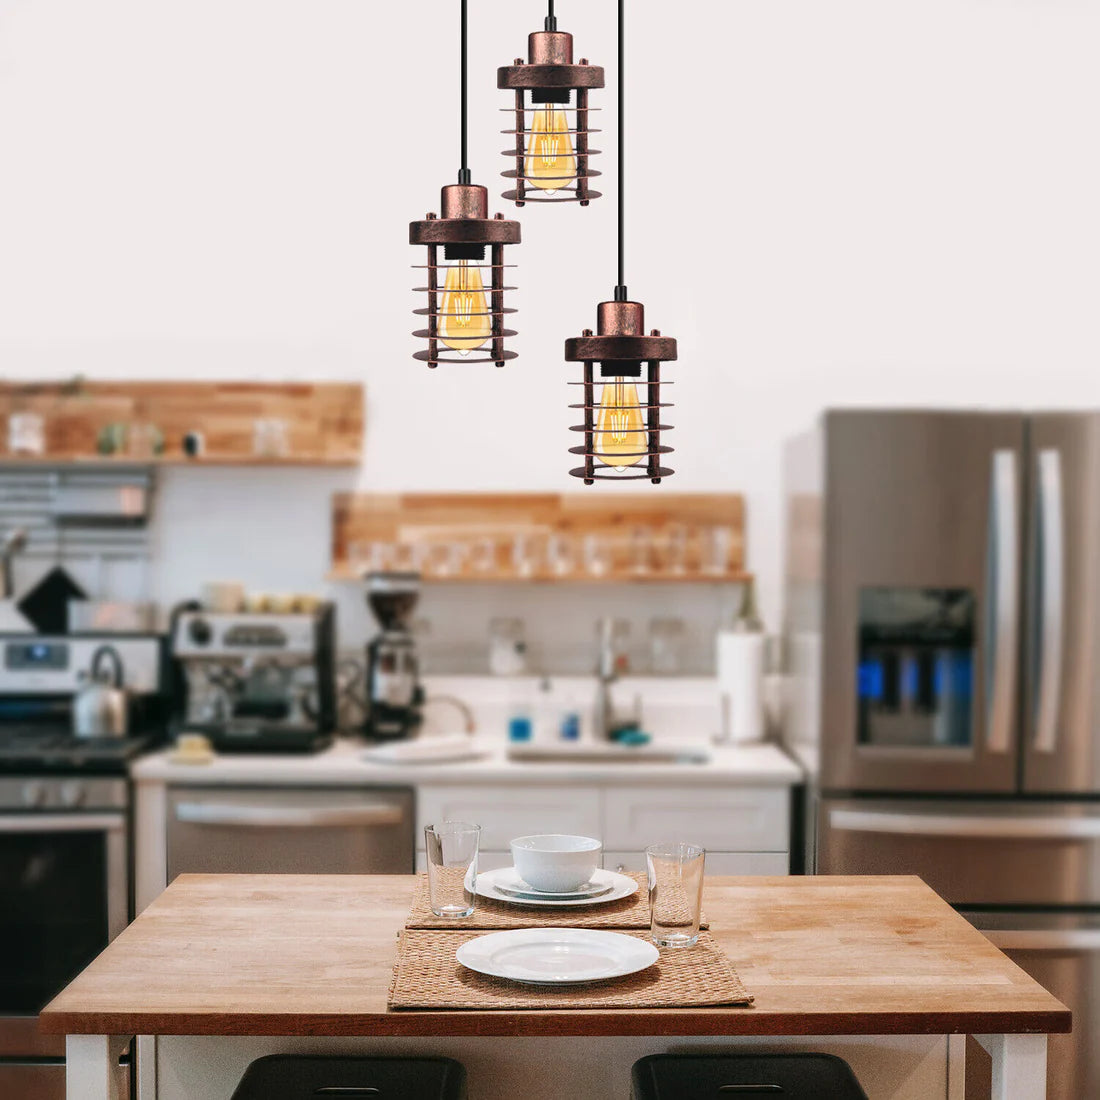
[506,743,711,765]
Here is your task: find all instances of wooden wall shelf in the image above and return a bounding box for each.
[0,381,363,466]
[330,492,748,584]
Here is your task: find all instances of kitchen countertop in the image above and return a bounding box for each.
[41,873,1069,1039]
[130,738,803,787]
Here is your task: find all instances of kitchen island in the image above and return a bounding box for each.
[41,874,1068,1100]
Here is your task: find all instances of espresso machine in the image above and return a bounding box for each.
[364,572,423,740]
[171,603,336,753]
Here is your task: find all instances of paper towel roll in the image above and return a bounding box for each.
[716,629,765,743]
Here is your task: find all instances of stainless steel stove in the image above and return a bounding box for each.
[0,632,167,1100]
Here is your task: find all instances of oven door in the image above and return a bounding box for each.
[0,812,127,1058]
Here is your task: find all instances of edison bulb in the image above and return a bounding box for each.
[439,261,491,353]
[595,378,646,469]
[525,106,576,194]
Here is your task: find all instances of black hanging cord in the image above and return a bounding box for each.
[545,0,557,31]
[458,0,471,183]
[614,0,627,301]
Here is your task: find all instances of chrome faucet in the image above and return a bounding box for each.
[594,618,637,740]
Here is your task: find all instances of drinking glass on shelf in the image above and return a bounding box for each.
[511,533,539,578]
[470,537,497,575]
[662,523,689,575]
[426,542,467,578]
[703,526,734,576]
[424,822,481,919]
[349,541,393,577]
[252,418,289,458]
[546,532,576,577]
[646,842,705,947]
[393,542,426,573]
[7,412,45,456]
[631,526,653,575]
[583,533,610,577]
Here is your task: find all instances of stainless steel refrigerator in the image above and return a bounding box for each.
[782,409,1100,1100]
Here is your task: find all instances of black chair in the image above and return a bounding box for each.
[631,1053,869,1099]
[230,1055,467,1099]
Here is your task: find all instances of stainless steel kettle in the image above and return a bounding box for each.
[73,644,129,739]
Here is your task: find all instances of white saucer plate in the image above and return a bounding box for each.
[456,927,658,984]
[470,866,638,908]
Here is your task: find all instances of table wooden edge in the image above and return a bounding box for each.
[38,1006,1072,1039]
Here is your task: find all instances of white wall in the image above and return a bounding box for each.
[1,0,1098,633]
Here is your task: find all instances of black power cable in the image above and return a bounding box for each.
[615,0,626,301]
[458,0,470,183]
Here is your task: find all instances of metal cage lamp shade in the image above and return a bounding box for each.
[409,184,521,367]
[565,298,677,483]
[498,24,605,206]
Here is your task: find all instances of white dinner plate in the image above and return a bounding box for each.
[360,735,489,766]
[456,927,658,984]
[470,866,638,908]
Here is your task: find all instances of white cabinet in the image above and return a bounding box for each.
[604,786,788,852]
[416,785,602,859]
[418,783,791,877]
[603,850,789,875]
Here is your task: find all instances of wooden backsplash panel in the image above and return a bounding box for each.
[331,492,747,582]
[0,381,363,464]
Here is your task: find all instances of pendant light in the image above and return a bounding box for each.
[564,0,678,483]
[498,0,605,206]
[410,0,522,367]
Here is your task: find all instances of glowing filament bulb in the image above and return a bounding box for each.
[439,260,491,353]
[525,106,576,194]
[595,378,646,469]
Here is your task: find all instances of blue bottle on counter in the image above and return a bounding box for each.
[508,707,533,743]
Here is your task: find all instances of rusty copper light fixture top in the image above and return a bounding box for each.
[497,1,605,206]
[563,0,678,484]
[409,0,521,367]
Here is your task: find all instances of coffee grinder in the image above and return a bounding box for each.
[364,571,424,740]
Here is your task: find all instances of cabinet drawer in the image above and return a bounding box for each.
[415,850,512,874]
[417,785,602,851]
[603,850,789,876]
[604,786,789,851]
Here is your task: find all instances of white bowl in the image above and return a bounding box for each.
[510,834,602,893]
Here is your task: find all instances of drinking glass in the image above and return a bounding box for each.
[645,842,705,947]
[663,523,688,575]
[546,532,576,577]
[703,526,734,575]
[424,822,480,918]
[583,533,610,577]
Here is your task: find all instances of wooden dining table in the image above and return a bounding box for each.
[40,873,1070,1099]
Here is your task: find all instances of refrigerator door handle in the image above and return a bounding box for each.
[985,448,1019,755]
[828,807,1100,839]
[982,929,1100,953]
[1033,448,1065,754]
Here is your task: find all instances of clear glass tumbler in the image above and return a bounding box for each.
[424,822,480,918]
[646,842,705,947]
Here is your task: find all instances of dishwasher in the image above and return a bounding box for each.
[166,786,415,878]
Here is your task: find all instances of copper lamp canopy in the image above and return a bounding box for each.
[498,19,605,206]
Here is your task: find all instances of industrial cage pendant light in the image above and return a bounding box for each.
[497,0,605,206]
[564,0,678,483]
[409,0,522,367]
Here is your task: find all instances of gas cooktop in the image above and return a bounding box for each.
[0,726,158,774]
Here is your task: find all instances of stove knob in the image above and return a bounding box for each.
[60,781,86,808]
[188,617,213,646]
[22,781,47,808]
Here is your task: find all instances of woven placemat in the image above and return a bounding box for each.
[407,871,707,931]
[388,928,752,1011]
